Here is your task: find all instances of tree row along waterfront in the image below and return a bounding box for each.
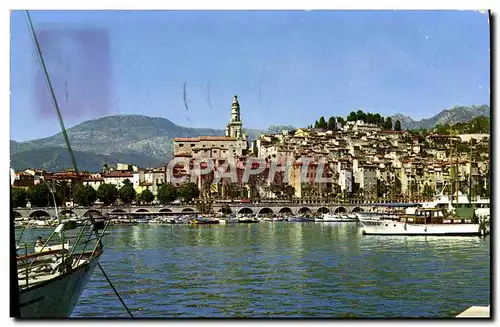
[11,180,200,208]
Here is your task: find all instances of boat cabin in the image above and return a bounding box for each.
[400,208,476,225]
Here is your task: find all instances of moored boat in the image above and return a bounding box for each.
[288,217,315,222]
[359,207,488,236]
[316,213,357,222]
[16,217,108,317]
[191,217,220,225]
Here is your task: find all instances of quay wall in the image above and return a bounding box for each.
[10,201,418,218]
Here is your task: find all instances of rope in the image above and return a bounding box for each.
[97,263,134,318]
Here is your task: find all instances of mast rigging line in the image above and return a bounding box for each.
[25,10,134,318]
[25,11,79,175]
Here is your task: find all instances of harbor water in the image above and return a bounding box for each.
[18,222,490,318]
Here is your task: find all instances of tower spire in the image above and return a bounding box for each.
[231,95,240,122]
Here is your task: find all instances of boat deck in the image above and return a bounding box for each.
[18,259,90,289]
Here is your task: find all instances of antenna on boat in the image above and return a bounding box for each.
[25,10,134,318]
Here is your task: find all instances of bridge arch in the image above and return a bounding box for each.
[181,208,195,212]
[238,207,254,214]
[317,207,330,214]
[258,207,274,215]
[278,207,293,215]
[298,207,312,214]
[334,206,347,214]
[111,209,126,214]
[218,207,232,214]
[60,209,76,216]
[351,207,364,213]
[29,210,50,218]
[135,208,150,213]
[12,211,22,218]
[83,209,102,217]
[159,208,172,213]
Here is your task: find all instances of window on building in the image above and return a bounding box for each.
[179,144,184,147]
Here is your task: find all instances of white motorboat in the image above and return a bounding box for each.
[359,207,488,236]
[316,213,357,222]
[420,192,490,218]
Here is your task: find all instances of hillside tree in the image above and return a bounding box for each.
[12,188,28,208]
[97,183,119,206]
[318,116,327,129]
[394,119,402,131]
[157,184,178,204]
[27,184,51,207]
[73,184,98,207]
[177,182,200,202]
[137,189,155,205]
[356,110,365,122]
[327,116,336,130]
[384,117,393,130]
[119,180,136,205]
[347,111,357,122]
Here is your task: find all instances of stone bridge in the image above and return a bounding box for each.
[11,202,385,218]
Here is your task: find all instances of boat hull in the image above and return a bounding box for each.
[360,220,483,236]
[19,257,99,318]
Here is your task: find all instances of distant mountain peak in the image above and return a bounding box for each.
[391,104,490,130]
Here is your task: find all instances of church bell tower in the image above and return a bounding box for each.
[227,95,243,139]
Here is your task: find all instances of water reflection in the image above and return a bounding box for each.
[32,223,488,318]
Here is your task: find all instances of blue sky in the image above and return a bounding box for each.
[10,10,490,142]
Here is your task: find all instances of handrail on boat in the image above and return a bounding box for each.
[18,217,108,288]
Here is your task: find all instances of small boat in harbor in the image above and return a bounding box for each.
[288,217,315,222]
[316,213,357,222]
[359,207,488,236]
[237,218,259,223]
[191,217,220,225]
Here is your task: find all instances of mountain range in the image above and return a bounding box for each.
[10,105,490,172]
[392,105,490,130]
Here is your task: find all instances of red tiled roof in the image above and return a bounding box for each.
[174,136,237,142]
[199,136,237,141]
[83,177,104,182]
[174,138,199,142]
[103,171,133,178]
